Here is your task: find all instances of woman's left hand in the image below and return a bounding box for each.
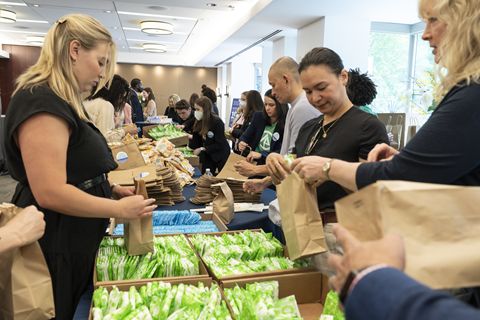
[193,148,202,156]
[246,151,262,163]
[291,156,330,184]
[112,185,135,200]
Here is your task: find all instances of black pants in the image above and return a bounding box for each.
[202,152,228,176]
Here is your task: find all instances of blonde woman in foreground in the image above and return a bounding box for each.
[4,14,156,319]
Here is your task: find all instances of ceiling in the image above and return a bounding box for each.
[0,0,421,67]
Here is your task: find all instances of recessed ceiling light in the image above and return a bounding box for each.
[206,3,217,6]
[143,43,166,53]
[117,38,122,40]
[148,6,169,11]
[33,4,40,7]
[113,26,118,29]
[26,35,44,45]
[122,46,125,48]
[105,10,112,13]
[0,2,27,6]
[17,19,48,23]
[141,21,173,35]
[0,9,16,23]
[199,18,210,22]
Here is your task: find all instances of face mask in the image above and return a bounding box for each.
[137,85,143,93]
[239,100,246,108]
[194,110,204,121]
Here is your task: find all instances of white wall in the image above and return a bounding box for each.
[272,37,285,63]
[297,18,325,62]
[261,46,273,95]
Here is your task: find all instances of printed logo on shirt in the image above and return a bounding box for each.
[137,172,150,178]
[116,152,128,163]
[207,131,214,138]
[272,132,280,142]
[259,131,273,150]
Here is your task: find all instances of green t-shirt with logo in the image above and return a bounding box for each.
[255,124,277,152]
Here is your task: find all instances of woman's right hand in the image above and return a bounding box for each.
[124,126,140,135]
[238,141,248,152]
[176,125,185,130]
[367,143,400,162]
[118,196,156,219]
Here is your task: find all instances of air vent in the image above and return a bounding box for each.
[215,29,282,66]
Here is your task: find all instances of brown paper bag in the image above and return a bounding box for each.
[335,180,480,289]
[406,117,420,144]
[216,153,256,180]
[112,143,146,170]
[277,173,327,260]
[0,203,55,320]
[211,182,234,224]
[124,178,154,256]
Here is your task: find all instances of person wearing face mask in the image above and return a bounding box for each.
[130,78,143,123]
[190,96,230,175]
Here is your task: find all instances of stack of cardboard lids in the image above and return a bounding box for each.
[189,176,261,204]
[156,167,185,203]
[108,166,175,206]
[189,175,222,204]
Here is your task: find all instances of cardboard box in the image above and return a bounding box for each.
[93,234,210,289]
[143,124,189,147]
[109,212,228,236]
[108,166,157,186]
[186,230,317,282]
[88,278,220,320]
[111,143,146,170]
[185,155,200,167]
[221,272,324,320]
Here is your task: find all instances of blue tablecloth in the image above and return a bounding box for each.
[72,167,281,319]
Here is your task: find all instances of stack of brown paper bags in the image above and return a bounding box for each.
[190,176,261,204]
[156,167,185,203]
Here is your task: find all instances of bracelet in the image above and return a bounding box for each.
[348,263,389,295]
[111,183,119,192]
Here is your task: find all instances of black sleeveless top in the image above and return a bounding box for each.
[4,85,118,255]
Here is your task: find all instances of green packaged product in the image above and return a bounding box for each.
[320,291,345,320]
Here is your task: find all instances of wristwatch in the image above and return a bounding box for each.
[200,147,205,152]
[111,182,119,192]
[323,159,335,181]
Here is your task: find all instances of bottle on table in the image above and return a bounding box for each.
[204,169,213,176]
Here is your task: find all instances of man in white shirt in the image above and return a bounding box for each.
[235,56,321,193]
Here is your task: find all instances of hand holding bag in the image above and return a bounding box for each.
[277,173,327,260]
[124,178,154,256]
[0,203,55,320]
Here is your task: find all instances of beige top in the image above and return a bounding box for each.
[143,100,157,120]
[83,98,125,142]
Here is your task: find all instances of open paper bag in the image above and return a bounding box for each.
[124,178,154,256]
[216,152,256,180]
[335,180,480,289]
[277,173,327,260]
[0,203,55,320]
[211,182,234,224]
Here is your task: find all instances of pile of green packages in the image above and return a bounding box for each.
[92,281,231,320]
[189,230,312,277]
[149,124,187,141]
[320,291,345,320]
[176,147,196,158]
[224,281,302,320]
[96,236,199,282]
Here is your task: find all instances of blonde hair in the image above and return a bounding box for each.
[169,94,181,105]
[14,14,116,122]
[419,0,480,103]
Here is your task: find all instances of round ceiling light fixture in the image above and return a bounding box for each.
[26,35,44,45]
[141,21,173,35]
[143,43,167,53]
[0,9,16,23]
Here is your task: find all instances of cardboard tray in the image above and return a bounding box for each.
[88,278,221,320]
[221,272,324,320]
[143,124,189,147]
[93,234,210,289]
[108,212,228,236]
[186,230,317,282]
[185,155,200,167]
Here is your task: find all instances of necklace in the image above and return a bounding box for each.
[322,116,342,138]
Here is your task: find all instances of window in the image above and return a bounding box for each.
[368,32,410,113]
[254,63,262,92]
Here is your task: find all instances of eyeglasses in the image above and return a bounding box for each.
[305,118,324,155]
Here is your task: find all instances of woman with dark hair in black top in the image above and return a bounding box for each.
[230,90,264,140]
[190,96,230,175]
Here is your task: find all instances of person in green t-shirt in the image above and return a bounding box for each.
[237,89,289,167]
[346,68,378,117]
